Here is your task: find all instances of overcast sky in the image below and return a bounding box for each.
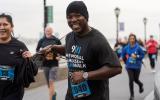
[1,0,160,41]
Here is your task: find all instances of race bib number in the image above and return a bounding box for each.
[0,65,15,81]
[71,81,91,99]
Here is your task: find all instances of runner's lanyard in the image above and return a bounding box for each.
[0,65,15,81]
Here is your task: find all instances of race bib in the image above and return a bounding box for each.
[152,55,156,59]
[128,57,136,64]
[71,81,91,99]
[0,65,15,81]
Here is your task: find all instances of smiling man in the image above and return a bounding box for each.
[48,1,122,100]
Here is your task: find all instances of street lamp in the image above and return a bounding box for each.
[143,17,147,43]
[114,7,120,43]
[44,0,47,32]
[159,23,160,43]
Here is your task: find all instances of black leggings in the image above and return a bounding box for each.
[127,69,143,96]
[148,53,157,69]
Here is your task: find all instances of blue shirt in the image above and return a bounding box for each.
[121,43,145,69]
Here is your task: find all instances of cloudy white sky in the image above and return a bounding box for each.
[1,0,160,41]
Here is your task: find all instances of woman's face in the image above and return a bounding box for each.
[129,35,136,45]
[0,17,13,40]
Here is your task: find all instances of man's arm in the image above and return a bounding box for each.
[37,44,65,56]
[87,65,122,80]
[72,66,122,83]
[52,45,65,55]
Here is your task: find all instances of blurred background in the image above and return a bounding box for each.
[1,0,160,51]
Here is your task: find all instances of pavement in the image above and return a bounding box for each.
[23,56,160,100]
[24,80,67,100]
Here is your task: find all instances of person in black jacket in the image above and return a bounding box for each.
[36,26,61,100]
[0,13,33,100]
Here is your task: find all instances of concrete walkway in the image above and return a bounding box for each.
[24,80,67,100]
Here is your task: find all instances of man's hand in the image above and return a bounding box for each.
[22,51,32,58]
[72,71,84,84]
[39,45,53,54]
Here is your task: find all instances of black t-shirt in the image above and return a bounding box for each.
[65,28,121,100]
[36,36,61,67]
[0,37,28,98]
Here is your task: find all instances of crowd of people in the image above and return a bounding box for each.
[0,1,159,100]
[114,34,159,100]
[114,34,159,72]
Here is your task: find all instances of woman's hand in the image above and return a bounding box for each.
[131,53,137,59]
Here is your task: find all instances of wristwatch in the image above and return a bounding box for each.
[83,72,88,80]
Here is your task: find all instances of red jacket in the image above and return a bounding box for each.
[146,39,158,54]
